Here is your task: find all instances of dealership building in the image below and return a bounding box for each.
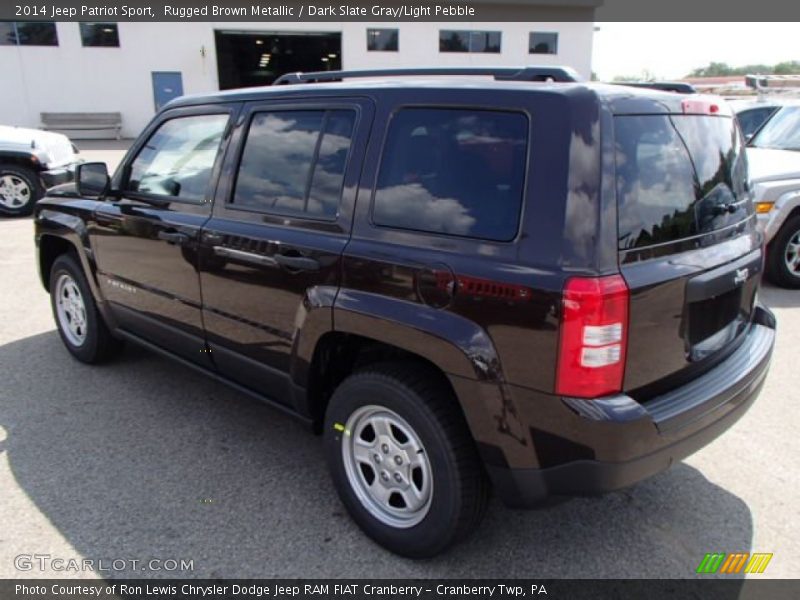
[0,2,598,137]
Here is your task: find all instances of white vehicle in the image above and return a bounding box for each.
[0,126,81,216]
[747,102,800,287]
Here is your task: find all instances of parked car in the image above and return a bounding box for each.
[34,68,775,557]
[746,102,800,287]
[0,125,81,216]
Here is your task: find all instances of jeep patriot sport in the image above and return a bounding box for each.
[34,67,775,557]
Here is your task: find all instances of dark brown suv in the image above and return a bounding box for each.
[34,67,775,557]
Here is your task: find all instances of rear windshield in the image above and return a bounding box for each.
[615,115,749,251]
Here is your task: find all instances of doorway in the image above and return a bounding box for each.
[151,72,184,111]
[214,30,342,89]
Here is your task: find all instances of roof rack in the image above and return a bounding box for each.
[612,81,697,94]
[272,66,581,86]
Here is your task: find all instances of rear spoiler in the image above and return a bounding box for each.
[613,81,697,94]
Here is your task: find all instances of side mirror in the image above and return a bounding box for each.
[76,162,110,197]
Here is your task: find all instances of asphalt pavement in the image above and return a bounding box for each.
[0,152,798,578]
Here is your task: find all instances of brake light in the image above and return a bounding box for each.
[556,275,629,398]
[681,97,730,116]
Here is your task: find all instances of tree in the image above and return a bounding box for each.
[687,60,800,77]
[774,61,800,75]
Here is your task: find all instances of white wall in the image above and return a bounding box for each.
[346,22,593,75]
[0,22,215,137]
[0,21,593,138]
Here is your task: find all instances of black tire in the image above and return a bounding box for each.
[766,215,800,289]
[0,164,44,217]
[49,253,123,363]
[324,362,489,558]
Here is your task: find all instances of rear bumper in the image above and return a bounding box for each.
[489,305,775,507]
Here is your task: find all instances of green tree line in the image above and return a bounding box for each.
[687,61,800,77]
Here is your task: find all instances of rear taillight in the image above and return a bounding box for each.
[556,275,629,399]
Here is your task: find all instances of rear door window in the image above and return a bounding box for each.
[373,108,528,241]
[615,115,748,250]
[232,109,356,219]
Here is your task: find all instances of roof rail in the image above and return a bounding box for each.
[612,81,697,94]
[272,66,581,86]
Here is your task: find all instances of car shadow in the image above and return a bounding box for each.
[1,331,753,579]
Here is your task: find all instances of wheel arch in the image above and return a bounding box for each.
[36,216,109,322]
[303,330,467,433]
[38,234,78,292]
[299,292,504,436]
[0,153,44,174]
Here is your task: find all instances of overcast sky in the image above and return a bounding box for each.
[592,22,799,80]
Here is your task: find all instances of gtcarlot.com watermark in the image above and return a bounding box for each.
[14,553,194,573]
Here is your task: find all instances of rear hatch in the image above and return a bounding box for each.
[614,101,761,397]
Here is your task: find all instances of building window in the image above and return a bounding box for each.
[80,23,120,47]
[0,22,58,46]
[373,108,528,241]
[530,32,558,55]
[439,30,501,54]
[367,28,398,52]
[0,22,16,45]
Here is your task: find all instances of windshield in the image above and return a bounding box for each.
[750,106,800,151]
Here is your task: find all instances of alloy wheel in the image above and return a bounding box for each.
[784,229,800,277]
[0,174,32,209]
[55,273,88,347]
[341,405,433,528]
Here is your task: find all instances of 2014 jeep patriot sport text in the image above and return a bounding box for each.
[34,68,776,558]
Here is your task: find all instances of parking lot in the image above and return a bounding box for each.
[0,143,799,579]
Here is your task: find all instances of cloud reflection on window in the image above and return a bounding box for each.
[373,108,528,241]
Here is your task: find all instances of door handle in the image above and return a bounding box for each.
[212,246,278,268]
[158,230,190,245]
[274,254,320,271]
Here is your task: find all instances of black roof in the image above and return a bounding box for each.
[167,74,694,117]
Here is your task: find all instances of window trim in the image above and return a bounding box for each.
[225,102,361,223]
[529,31,558,55]
[366,28,399,52]
[368,104,531,244]
[119,106,235,207]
